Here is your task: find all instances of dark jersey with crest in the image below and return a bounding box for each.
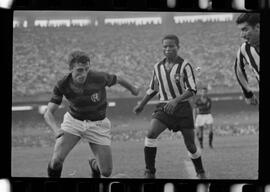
[50,70,117,121]
[195,97,212,114]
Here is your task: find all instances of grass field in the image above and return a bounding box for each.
[11,111,259,180]
[11,134,258,179]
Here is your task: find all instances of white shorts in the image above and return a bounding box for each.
[61,112,112,146]
[195,114,214,127]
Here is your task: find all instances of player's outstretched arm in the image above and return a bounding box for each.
[116,75,139,96]
[44,102,64,139]
[133,94,155,114]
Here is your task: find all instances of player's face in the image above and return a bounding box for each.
[238,22,260,47]
[71,62,90,84]
[162,39,179,59]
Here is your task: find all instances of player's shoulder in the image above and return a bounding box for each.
[239,42,253,53]
[89,70,113,78]
[240,42,248,48]
[180,57,193,68]
[56,73,71,89]
[177,56,185,63]
[154,56,186,67]
[88,70,115,83]
[154,57,165,68]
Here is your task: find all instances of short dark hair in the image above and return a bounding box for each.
[162,34,180,48]
[68,50,90,69]
[236,13,260,27]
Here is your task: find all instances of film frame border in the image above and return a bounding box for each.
[3,0,270,191]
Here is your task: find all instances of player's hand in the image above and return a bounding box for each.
[131,86,140,96]
[55,129,64,139]
[133,104,144,114]
[245,94,258,105]
[163,99,178,115]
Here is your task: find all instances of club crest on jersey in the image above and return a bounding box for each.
[91,93,100,102]
[174,73,181,82]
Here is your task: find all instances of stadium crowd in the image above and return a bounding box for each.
[12,21,258,99]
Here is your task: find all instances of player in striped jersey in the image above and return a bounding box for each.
[44,50,139,178]
[133,34,206,179]
[234,13,260,105]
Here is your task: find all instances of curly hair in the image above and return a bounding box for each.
[162,34,180,48]
[236,13,260,27]
[68,50,90,70]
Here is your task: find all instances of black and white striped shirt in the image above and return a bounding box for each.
[146,56,197,102]
[234,42,260,98]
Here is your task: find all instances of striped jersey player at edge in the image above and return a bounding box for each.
[44,50,139,178]
[234,13,259,105]
[133,34,207,179]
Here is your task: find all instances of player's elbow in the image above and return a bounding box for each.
[116,75,124,85]
[43,110,49,122]
[43,108,53,122]
[100,167,112,177]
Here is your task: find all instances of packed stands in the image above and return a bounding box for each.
[12,17,258,99]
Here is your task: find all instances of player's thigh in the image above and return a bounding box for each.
[147,118,167,139]
[89,143,112,172]
[52,131,81,161]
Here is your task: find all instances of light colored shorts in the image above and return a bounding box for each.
[195,114,214,127]
[61,112,111,146]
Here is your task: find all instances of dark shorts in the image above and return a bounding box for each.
[152,101,194,132]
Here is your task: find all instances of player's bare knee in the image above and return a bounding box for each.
[100,167,112,177]
[147,133,155,139]
[188,147,201,159]
[51,157,64,169]
[185,143,197,154]
[147,130,159,139]
[51,161,63,170]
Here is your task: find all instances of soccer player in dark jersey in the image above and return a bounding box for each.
[44,50,139,178]
[234,13,259,105]
[133,34,206,179]
[194,87,214,149]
